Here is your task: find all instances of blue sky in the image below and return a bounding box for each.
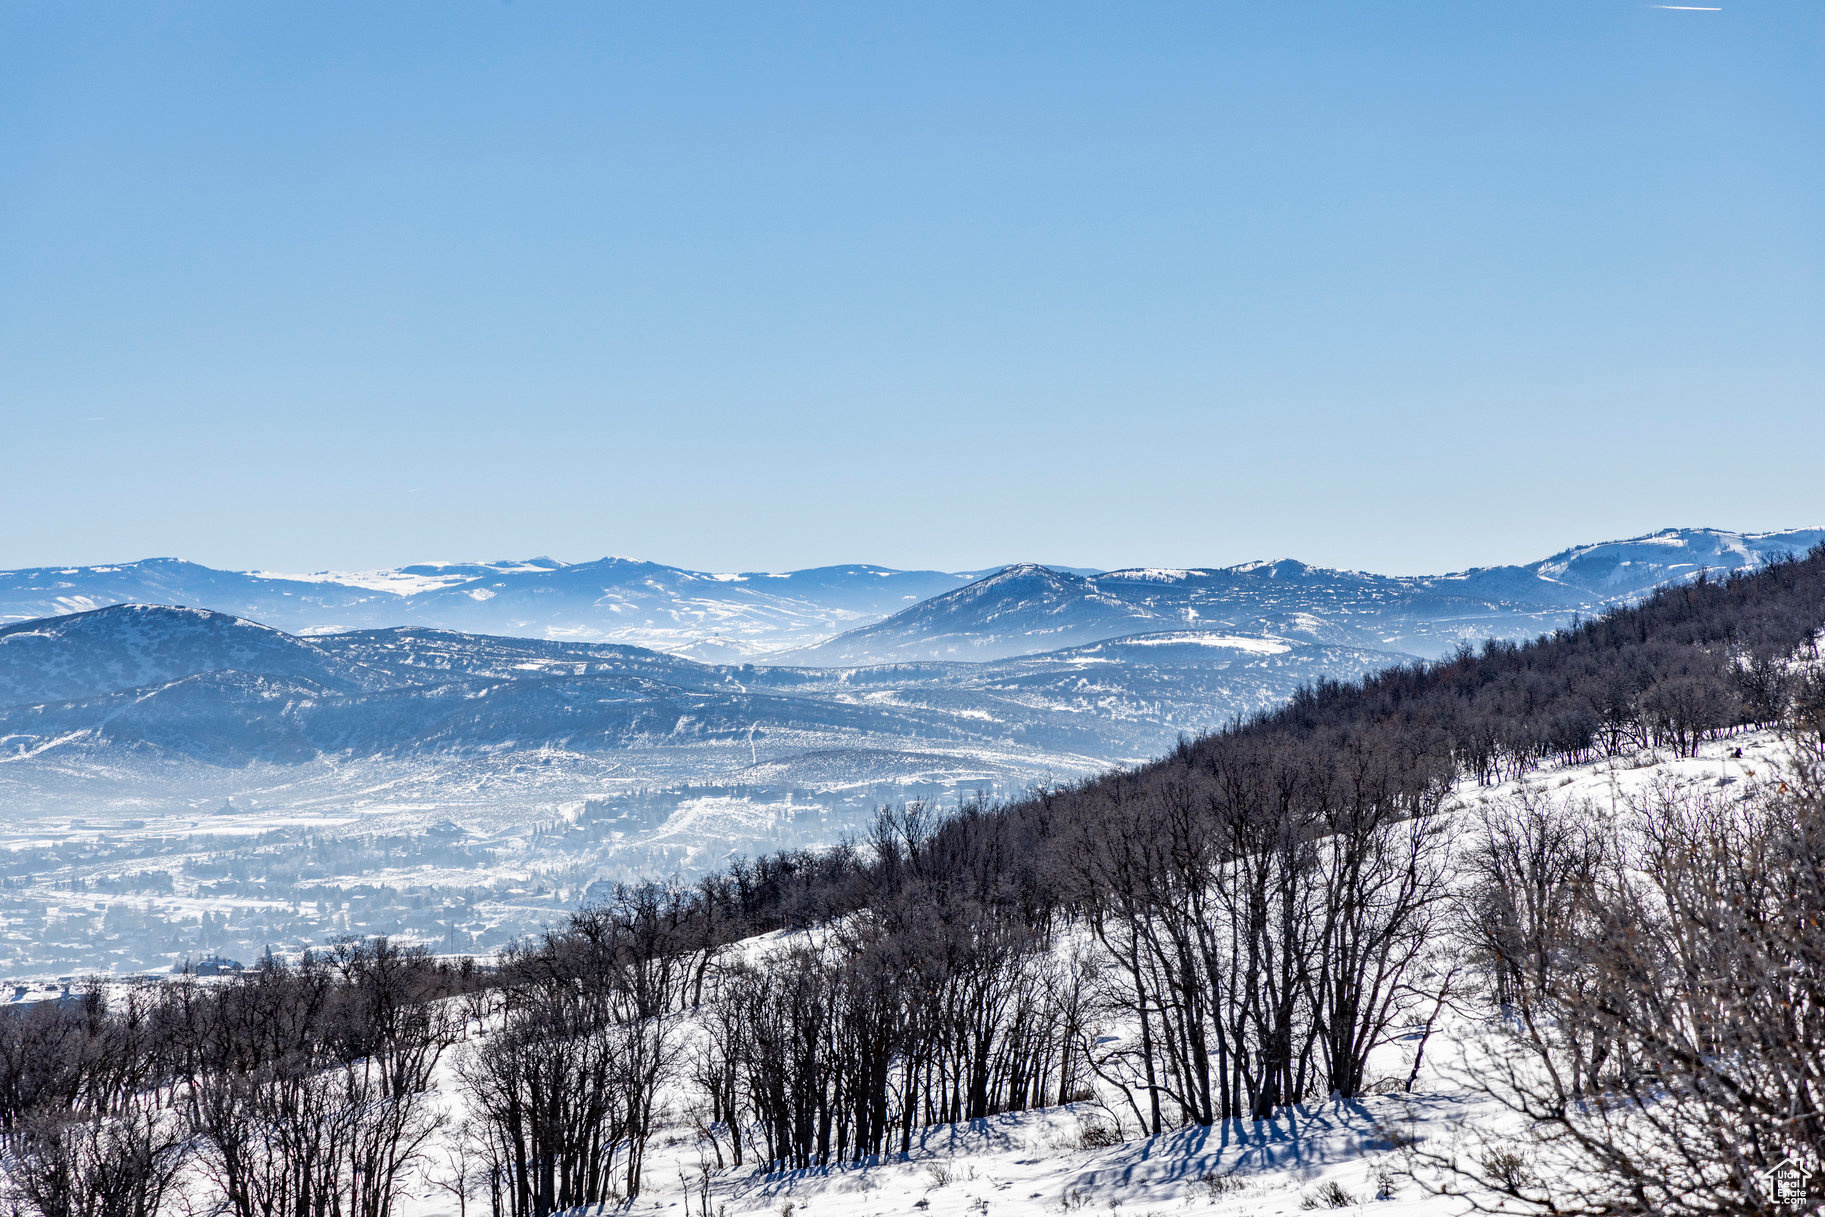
[2,1,1820,575]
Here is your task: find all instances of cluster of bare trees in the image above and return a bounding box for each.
[1,940,476,1217]
[0,984,182,1217]
[455,886,695,1216]
[1439,726,1825,1217]
[180,941,457,1217]
[676,729,1456,1169]
[0,884,715,1217]
[1066,730,1452,1131]
[696,897,1082,1172]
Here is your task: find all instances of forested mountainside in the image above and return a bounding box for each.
[484,543,1825,1210]
[7,549,1822,1217]
[690,544,1825,933]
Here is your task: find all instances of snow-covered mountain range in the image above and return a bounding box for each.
[3,527,1818,664]
[1,526,1817,817]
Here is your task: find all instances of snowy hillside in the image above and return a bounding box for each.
[0,604,385,705]
[370,730,1792,1217]
[3,735,1778,1217]
[784,563,1171,663]
[6,731,1760,1217]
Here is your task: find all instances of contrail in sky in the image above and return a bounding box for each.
[1647,5,1721,9]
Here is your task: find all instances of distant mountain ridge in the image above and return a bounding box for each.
[2,528,1818,667]
[0,557,986,660]
[788,527,1825,664]
[783,564,1166,665]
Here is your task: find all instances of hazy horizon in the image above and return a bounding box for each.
[6,522,1824,585]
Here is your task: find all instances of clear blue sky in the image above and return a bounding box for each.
[2,2,1820,576]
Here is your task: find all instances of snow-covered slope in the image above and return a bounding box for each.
[1527,526,1817,594]
[571,1092,1484,1217]
[389,730,1788,1217]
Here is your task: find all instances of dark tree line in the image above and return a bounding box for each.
[671,552,1825,945]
